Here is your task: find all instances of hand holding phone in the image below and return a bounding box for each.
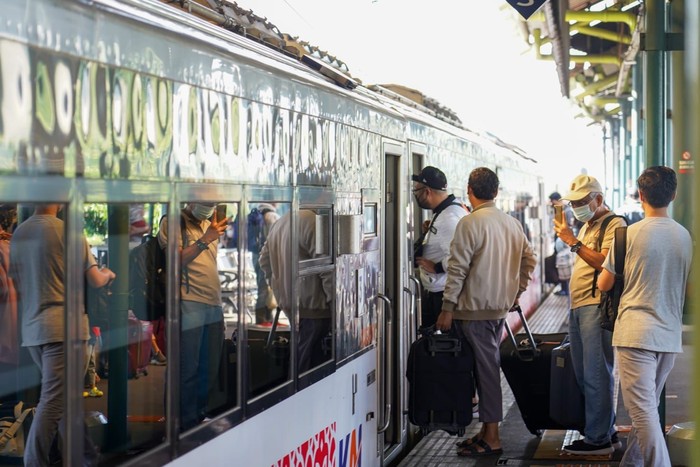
[216,204,227,222]
[553,204,563,224]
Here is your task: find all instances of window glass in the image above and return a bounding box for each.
[249,202,290,397]
[85,202,167,458]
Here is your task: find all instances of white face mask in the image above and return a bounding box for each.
[191,204,215,221]
[572,202,595,222]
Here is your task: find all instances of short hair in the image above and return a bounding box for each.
[636,166,676,208]
[468,167,499,201]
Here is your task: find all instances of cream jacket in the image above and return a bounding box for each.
[442,201,536,320]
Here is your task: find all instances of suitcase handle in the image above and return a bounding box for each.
[505,305,540,361]
[427,335,462,355]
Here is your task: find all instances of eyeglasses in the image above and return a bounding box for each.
[412,187,427,194]
[569,194,594,208]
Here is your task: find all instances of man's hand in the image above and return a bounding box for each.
[201,211,230,244]
[554,216,577,247]
[415,258,436,273]
[435,310,453,332]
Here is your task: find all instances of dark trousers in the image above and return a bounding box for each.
[422,291,444,328]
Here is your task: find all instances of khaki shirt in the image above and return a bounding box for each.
[569,212,626,309]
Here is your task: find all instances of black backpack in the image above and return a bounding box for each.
[591,214,628,298]
[128,215,185,321]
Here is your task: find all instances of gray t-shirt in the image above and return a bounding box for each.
[10,215,94,346]
[603,217,692,353]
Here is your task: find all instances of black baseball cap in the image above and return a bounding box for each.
[549,191,561,201]
[412,166,447,191]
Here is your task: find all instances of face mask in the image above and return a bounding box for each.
[414,190,431,210]
[572,202,595,222]
[191,204,215,221]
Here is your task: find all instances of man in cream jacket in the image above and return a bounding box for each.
[436,167,536,458]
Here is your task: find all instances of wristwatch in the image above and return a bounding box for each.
[570,241,583,253]
[195,239,209,251]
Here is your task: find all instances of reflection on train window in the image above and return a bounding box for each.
[297,271,334,374]
[169,201,242,429]
[89,203,168,456]
[298,207,333,267]
[363,203,377,236]
[250,202,291,397]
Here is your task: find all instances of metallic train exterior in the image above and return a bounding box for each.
[0,1,544,465]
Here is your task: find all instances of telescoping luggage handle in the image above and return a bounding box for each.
[505,305,540,361]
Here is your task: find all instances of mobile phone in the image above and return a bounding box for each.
[553,204,563,222]
[216,204,227,221]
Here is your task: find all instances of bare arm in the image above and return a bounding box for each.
[597,268,615,292]
[86,265,116,288]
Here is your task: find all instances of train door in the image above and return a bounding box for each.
[379,142,409,465]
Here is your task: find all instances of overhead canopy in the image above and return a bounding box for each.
[517,0,642,122]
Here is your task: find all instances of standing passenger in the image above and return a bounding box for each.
[9,204,115,466]
[598,167,692,466]
[412,166,468,327]
[436,168,536,457]
[158,203,228,431]
[555,175,625,454]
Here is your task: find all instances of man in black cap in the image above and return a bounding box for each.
[412,166,468,327]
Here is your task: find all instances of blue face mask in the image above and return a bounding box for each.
[572,202,595,222]
[191,204,215,221]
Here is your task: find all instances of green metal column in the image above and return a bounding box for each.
[621,100,633,197]
[632,62,644,176]
[686,1,700,465]
[644,0,667,167]
[670,0,692,233]
[106,205,130,451]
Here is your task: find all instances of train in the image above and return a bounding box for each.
[0,1,548,466]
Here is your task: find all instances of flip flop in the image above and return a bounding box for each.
[455,434,481,449]
[457,439,503,457]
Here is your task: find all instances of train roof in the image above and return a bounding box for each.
[156,0,535,164]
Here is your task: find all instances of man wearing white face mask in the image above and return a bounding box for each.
[554,175,626,455]
[158,202,229,431]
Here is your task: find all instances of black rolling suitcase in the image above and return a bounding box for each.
[500,306,584,435]
[406,328,474,436]
[549,337,585,430]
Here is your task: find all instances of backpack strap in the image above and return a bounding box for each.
[0,403,33,450]
[179,213,190,294]
[614,226,627,277]
[591,214,628,297]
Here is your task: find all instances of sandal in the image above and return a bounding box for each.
[457,439,503,457]
[455,434,481,449]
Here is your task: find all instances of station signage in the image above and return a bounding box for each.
[506,0,550,20]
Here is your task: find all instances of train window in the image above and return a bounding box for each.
[297,271,334,376]
[86,202,168,458]
[363,203,377,236]
[248,202,291,398]
[298,207,333,267]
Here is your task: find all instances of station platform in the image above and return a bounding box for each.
[396,290,693,467]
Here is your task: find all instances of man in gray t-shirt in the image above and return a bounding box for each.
[9,204,115,466]
[598,167,692,467]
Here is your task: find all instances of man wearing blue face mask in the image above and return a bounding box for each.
[553,175,626,455]
[158,202,229,431]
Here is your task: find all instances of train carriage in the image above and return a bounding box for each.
[0,1,545,466]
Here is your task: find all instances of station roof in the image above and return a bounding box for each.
[516,0,642,122]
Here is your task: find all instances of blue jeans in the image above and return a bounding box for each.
[180,301,224,431]
[569,304,615,445]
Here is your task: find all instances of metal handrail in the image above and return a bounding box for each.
[376,293,393,434]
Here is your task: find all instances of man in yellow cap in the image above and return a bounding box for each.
[554,174,626,455]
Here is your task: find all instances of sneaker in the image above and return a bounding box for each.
[611,432,622,450]
[563,439,613,455]
[152,351,167,365]
[84,386,104,398]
